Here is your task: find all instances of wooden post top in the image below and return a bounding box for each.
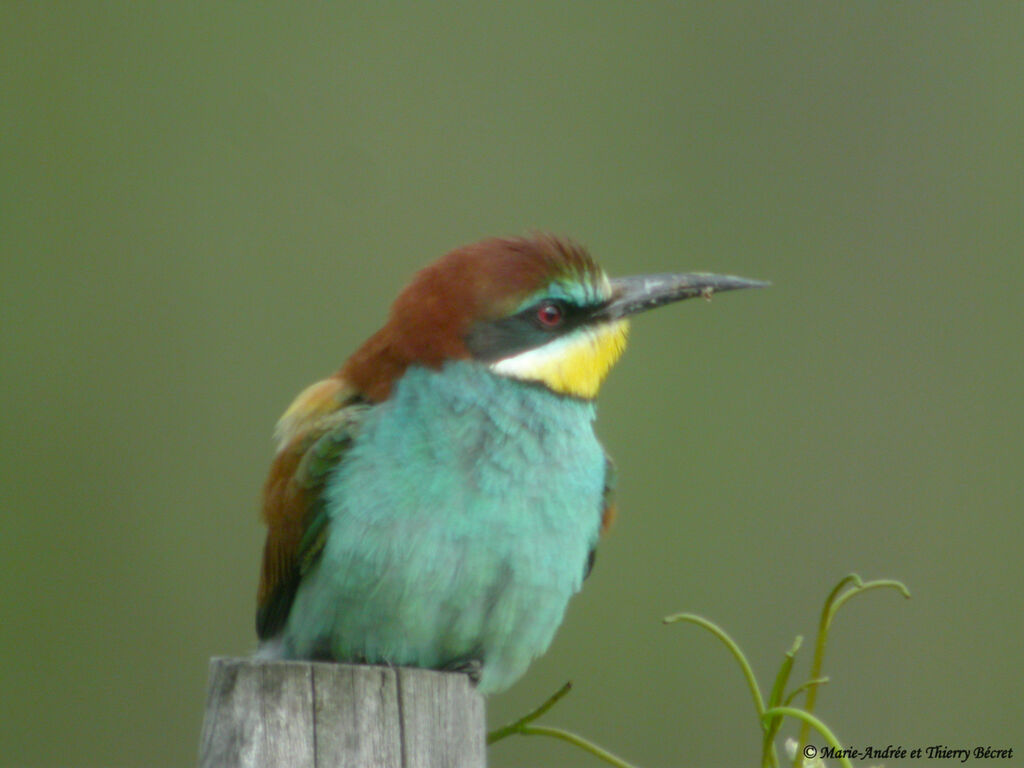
[198,658,485,768]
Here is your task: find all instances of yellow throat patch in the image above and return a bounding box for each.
[490,319,630,399]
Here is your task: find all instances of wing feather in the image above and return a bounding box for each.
[256,376,368,639]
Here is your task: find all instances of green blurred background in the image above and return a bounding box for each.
[2,3,1021,767]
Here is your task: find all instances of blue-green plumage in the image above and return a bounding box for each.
[255,235,765,693]
[277,360,606,694]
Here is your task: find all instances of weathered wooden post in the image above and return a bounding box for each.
[198,658,486,768]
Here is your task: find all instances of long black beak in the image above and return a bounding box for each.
[594,273,769,321]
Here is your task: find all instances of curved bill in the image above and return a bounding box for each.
[594,273,770,321]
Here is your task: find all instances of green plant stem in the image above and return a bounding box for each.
[666,612,777,767]
[518,725,640,768]
[762,636,803,767]
[792,575,910,767]
[765,706,854,768]
[664,613,766,719]
[487,681,573,744]
[767,636,802,712]
[783,678,829,707]
[828,579,910,626]
[791,574,857,767]
[487,682,639,766]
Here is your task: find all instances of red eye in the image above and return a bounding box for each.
[536,301,564,327]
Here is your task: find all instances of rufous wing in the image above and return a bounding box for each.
[256,376,369,639]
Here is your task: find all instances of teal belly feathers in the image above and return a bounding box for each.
[277,361,606,693]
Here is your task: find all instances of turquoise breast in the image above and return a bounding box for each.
[280,360,606,693]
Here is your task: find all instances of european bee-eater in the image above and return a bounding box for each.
[256,235,765,693]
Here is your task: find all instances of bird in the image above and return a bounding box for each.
[255,234,766,694]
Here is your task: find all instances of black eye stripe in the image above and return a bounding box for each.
[465,299,592,363]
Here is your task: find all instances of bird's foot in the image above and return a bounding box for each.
[445,658,483,686]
